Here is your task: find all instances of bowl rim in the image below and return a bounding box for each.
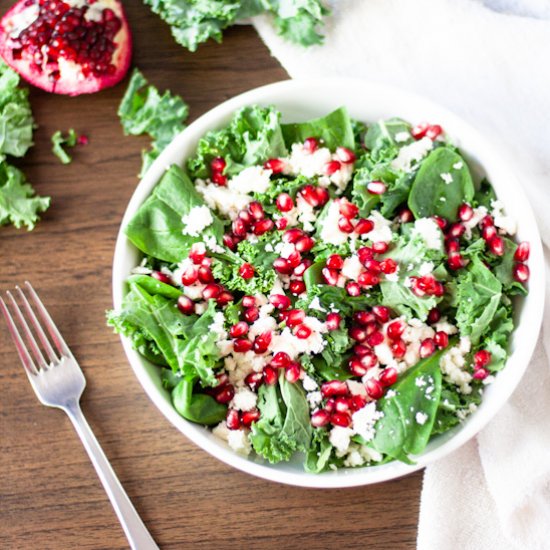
[112,77,545,488]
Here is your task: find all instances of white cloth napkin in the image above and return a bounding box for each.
[253,2,550,548]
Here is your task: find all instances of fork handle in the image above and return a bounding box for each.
[65,401,159,550]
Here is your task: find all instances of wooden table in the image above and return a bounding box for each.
[0,3,421,548]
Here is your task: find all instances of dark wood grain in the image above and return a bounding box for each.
[0,3,421,548]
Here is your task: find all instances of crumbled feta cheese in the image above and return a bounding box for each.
[453,161,464,170]
[374,343,397,368]
[320,201,348,245]
[440,173,453,184]
[352,402,384,442]
[347,380,367,396]
[286,143,332,178]
[209,311,227,340]
[232,388,258,412]
[440,340,473,394]
[225,351,269,387]
[196,179,252,220]
[212,421,230,442]
[394,131,411,143]
[302,374,319,392]
[306,391,323,409]
[248,304,277,339]
[270,321,326,358]
[367,211,393,243]
[391,137,433,172]
[418,261,434,276]
[274,241,296,259]
[203,235,225,254]
[434,317,458,335]
[308,296,326,312]
[329,426,354,453]
[491,199,517,235]
[412,218,443,250]
[463,206,488,239]
[182,284,206,301]
[181,205,213,237]
[296,196,317,232]
[227,429,252,455]
[341,255,363,281]
[415,412,428,425]
[227,165,272,194]
[386,389,397,398]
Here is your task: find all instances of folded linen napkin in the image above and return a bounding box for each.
[253,2,550,548]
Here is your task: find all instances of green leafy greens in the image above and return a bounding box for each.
[51,129,77,164]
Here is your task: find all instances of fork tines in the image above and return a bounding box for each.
[0,282,72,375]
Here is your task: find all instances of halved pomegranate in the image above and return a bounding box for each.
[0,0,132,95]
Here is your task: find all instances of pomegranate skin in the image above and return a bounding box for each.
[0,0,132,96]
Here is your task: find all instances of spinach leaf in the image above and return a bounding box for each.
[482,304,514,372]
[493,237,528,296]
[187,105,287,179]
[364,118,411,158]
[281,107,355,151]
[125,164,224,263]
[474,178,497,209]
[372,349,443,462]
[311,354,352,381]
[250,373,312,463]
[455,256,502,344]
[408,147,475,221]
[172,378,227,425]
[126,274,183,300]
[305,428,333,473]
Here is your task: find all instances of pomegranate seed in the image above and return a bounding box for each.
[294,259,313,277]
[176,295,194,315]
[303,137,319,153]
[326,312,342,331]
[349,326,367,342]
[233,339,253,353]
[433,216,448,230]
[243,307,259,323]
[448,223,466,238]
[364,322,378,336]
[198,265,214,284]
[287,251,302,269]
[349,357,368,377]
[346,282,361,297]
[338,215,354,233]
[321,380,349,398]
[357,246,374,263]
[330,411,351,427]
[445,237,460,254]
[473,367,490,380]
[215,385,234,404]
[223,233,237,250]
[210,157,226,173]
[363,259,381,274]
[271,352,291,369]
[285,362,301,383]
[241,409,260,427]
[397,208,414,223]
[217,291,234,306]
[434,331,449,349]
[242,295,255,308]
[253,218,275,236]
[248,201,265,220]
[212,172,227,186]
[514,242,530,262]
[353,311,375,326]
[335,396,350,413]
[77,135,89,146]
[480,215,494,229]
[482,225,497,241]
[202,283,222,300]
[379,367,398,387]
[322,267,339,286]
[380,258,398,274]
[239,263,255,279]
[180,266,198,286]
[428,308,441,324]
[339,199,359,219]
[300,185,320,207]
[419,338,436,358]
[273,257,292,275]
[315,187,330,206]
[349,395,367,411]
[372,305,391,323]
[355,218,375,235]
[411,122,429,139]
[324,398,336,413]
[264,158,285,173]
[325,160,342,175]
[230,321,249,338]
[425,124,443,140]
[365,379,384,400]
[232,218,248,238]
[311,409,330,427]
[336,146,356,164]
[253,332,272,354]
[226,409,241,430]
[358,272,380,287]
[391,339,407,358]
[367,331,384,347]
[283,228,304,243]
[238,209,253,225]
[353,344,370,358]
[367,181,386,195]
[326,254,344,270]
[269,294,291,310]
[458,203,473,222]
[275,217,288,230]
[245,372,264,391]
[372,242,389,254]
[474,350,492,368]
[276,193,294,212]
[513,263,529,283]
[295,236,315,253]
[286,309,306,327]
[488,236,504,256]
[387,320,405,340]
[263,366,278,385]
[295,324,312,339]
[289,280,306,295]
[448,253,466,270]
[151,271,172,285]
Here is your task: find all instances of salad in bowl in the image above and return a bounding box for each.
[109,90,535,478]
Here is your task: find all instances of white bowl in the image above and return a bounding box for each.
[112,79,545,488]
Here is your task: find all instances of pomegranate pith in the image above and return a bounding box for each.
[0,0,132,95]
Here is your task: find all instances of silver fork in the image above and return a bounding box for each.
[1,282,158,550]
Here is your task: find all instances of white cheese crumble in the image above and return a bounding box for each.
[181,205,214,237]
[391,137,433,172]
[296,196,317,232]
[286,142,332,179]
[302,374,319,392]
[453,161,464,170]
[347,380,367,396]
[394,131,411,143]
[411,218,443,250]
[195,179,252,220]
[440,337,473,394]
[415,412,428,425]
[227,165,272,194]
[329,427,354,454]
[306,391,323,409]
[367,211,393,243]
[352,402,384,442]
[418,261,434,276]
[203,235,225,254]
[231,388,258,412]
[227,430,252,455]
[491,199,517,235]
[319,200,348,246]
[308,296,326,312]
[434,317,458,335]
[440,172,453,184]
[341,255,364,281]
